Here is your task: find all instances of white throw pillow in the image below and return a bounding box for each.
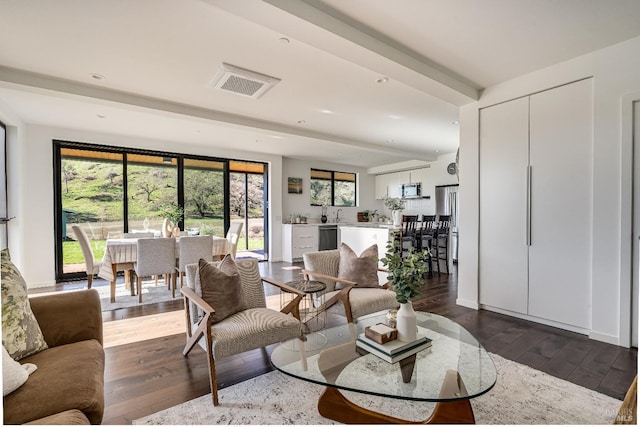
[2,345,37,396]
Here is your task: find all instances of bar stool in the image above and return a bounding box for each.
[433,215,451,275]
[417,215,437,277]
[400,215,419,258]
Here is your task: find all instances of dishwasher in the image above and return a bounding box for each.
[318,225,338,251]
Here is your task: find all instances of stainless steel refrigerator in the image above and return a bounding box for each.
[435,184,459,261]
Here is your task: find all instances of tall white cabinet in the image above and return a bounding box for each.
[479,79,593,330]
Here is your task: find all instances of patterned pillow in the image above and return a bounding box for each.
[199,256,248,324]
[1,249,48,360]
[336,243,380,289]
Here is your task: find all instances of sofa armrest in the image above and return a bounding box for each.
[29,289,103,347]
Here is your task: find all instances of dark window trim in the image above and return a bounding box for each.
[53,140,269,281]
[310,167,357,207]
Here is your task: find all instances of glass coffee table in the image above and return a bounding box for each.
[270,311,497,424]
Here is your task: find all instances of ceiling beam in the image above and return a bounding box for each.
[0,66,437,161]
[262,0,480,103]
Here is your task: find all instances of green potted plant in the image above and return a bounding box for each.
[160,203,184,237]
[384,197,406,226]
[381,234,430,342]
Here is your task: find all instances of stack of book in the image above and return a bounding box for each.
[356,326,432,363]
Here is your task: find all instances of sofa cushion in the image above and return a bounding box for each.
[2,339,105,425]
[1,249,48,360]
[336,243,379,289]
[199,257,247,324]
[2,344,37,396]
[25,409,90,425]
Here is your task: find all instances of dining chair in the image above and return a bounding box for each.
[176,235,214,290]
[71,225,103,289]
[134,238,176,303]
[225,222,244,259]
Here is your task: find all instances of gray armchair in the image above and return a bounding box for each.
[182,258,304,405]
[302,249,398,323]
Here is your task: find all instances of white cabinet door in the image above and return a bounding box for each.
[527,79,592,329]
[374,174,389,199]
[479,97,530,314]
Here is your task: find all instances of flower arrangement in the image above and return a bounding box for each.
[381,234,430,304]
[384,197,406,212]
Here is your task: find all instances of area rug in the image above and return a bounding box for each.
[98,279,180,311]
[133,353,622,425]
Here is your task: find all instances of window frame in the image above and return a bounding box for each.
[53,140,269,281]
[310,168,357,207]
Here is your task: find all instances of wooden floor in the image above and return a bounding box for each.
[51,262,637,424]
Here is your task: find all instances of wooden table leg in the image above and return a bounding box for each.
[110,264,117,303]
[399,354,416,383]
[316,369,475,424]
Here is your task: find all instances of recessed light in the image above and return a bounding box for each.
[96,114,106,119]
[256,140,261,144]
[451,120,460,125]
[376,77,389,84]
[90,73,105,80]
[386,139,394,143]
[319,109,334,114]
[279,37,290,44]
[297,120,306,124]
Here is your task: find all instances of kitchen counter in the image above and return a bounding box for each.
[338,225,395,267]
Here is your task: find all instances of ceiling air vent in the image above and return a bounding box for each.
[208,63,281,99]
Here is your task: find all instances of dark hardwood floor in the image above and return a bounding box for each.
[48,262,637,424]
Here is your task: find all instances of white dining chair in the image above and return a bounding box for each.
[226,222,243,259]
[134,238,176,303]
[176,235,213,289]
[71,225,102,289]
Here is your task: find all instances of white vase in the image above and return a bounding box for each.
[393,210,403,227]
[396,302,417,342]
[162,218,173,237]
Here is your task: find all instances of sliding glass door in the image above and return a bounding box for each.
[183,158,225,237]
[58,147,124,275]
[54,141,269,280]
[127,154,178,233]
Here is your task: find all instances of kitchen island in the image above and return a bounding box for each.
[338,223,398,267]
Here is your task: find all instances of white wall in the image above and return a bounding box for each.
[281,157,376,225]
[2,122,284,287]
[458,35,640,346]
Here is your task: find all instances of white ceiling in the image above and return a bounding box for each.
[1,0,639,168]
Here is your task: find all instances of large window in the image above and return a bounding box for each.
[54,141,268,280]
[310,168,356,207]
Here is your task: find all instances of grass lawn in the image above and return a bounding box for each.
[63,236,264,265]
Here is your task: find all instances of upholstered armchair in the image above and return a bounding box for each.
[182,258,305,405]
[302,245,398,323]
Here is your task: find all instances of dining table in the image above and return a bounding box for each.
[98,235,230,303]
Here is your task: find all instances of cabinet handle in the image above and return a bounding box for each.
[526,165,532,246]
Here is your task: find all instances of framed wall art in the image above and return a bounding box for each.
[288,177,303,194]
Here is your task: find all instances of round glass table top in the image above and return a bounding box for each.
[270,311,497,402]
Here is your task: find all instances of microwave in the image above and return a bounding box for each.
[402,182,422,198]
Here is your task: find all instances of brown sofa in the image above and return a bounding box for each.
[3,289,105,425]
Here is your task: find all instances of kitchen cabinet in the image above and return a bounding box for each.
[479,79,592,330]
[282,224,318,262]
[374,169,426,200]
